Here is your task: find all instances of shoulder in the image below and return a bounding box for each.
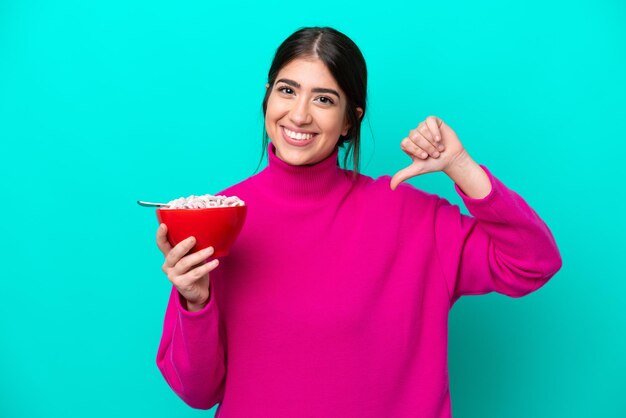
[361,173,441,205]
[215,170,265,201]
[346,171,444,218]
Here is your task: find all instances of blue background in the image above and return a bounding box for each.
[1,0,624,417]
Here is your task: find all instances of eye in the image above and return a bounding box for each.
[316,96,335,105]
[277,86,294,95]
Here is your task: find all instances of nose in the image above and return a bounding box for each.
[289,96,312,126]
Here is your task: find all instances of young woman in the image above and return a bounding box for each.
[155,27,562,417]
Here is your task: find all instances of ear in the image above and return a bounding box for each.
[341,107,364,136]
[265,83,270,89]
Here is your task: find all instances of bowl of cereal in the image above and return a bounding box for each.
[155,194,247,257]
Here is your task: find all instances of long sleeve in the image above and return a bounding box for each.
[435,165,562,305]
[156,285,226,409]
[153,145,562,416]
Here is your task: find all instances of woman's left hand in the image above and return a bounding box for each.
[390,116,468,190]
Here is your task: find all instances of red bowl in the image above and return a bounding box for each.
[156,205,247,257]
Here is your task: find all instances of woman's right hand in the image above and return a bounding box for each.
[156,223,219,312]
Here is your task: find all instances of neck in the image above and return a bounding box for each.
[262,143,352,202]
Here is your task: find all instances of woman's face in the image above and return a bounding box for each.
[265,57,351,166]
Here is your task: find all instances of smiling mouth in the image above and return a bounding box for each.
[282,126,317,141]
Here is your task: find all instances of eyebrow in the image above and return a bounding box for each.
[275,78,341,99]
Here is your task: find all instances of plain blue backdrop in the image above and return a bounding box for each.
[1,0,625,417]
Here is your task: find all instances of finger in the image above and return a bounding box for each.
[409,128,440,158]
[156,223,173,256]
[178,259,220,287]
[425,117,445,152]
[174,246,215,275]
[165,236,196,269]
[425,116,443,142]
[401,137,428,159]
[417,122,442,152]
[416,122,436,143]
[390,164,423,191]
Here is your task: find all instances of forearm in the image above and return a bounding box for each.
[444,152,492,199]
[437,164,562,300]
[460,165,562,283]
[156,286,225,409]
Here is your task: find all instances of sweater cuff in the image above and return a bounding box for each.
[454,165,530,225]
[454,164,499,206]
[175,288,215,318]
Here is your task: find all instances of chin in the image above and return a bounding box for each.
[279,151,313,166]
[272,138,335,166]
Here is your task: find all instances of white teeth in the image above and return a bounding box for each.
[284,127,314,141]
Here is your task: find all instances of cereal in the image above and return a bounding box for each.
[164,194,245,209]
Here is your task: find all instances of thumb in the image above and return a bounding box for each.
[390,164,423,191]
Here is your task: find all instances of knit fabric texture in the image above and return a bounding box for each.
[156,144,562,417]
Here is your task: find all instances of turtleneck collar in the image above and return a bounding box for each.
[262,143,352,202]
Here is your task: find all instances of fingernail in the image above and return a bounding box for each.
[433,151,440,158]
[438,144,444,151]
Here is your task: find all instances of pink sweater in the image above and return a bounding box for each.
[156,144,562,417]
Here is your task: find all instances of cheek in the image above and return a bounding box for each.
[266,97,287,123]
[264,117,278,143]
[321,113,347,136]
[264,100,278,129]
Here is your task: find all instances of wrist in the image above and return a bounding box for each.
[180,291,210,313]
[444,151,492,199]
[443,150,474,180]
[186,301,208,312]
